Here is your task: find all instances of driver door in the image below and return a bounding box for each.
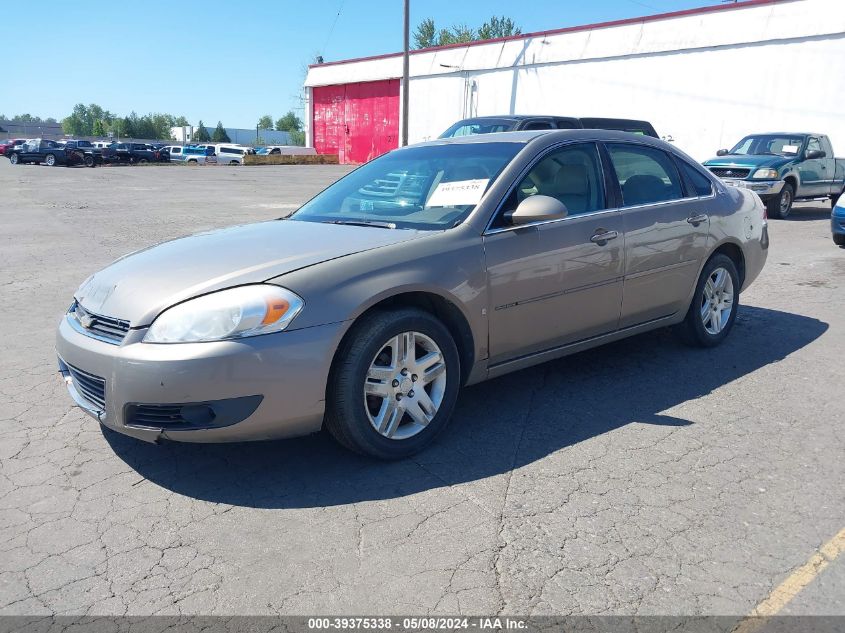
[484,142,624,365]
[798,137,828,197]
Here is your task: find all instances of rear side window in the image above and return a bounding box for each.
[606,143,683,206]
[522,120,554,131]
[677,160,714,197]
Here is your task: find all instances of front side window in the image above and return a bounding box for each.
[292,142,523,230]
[607,143,684,206]
[807,137,822,154]
[522,121,554,131]
[494,143,606,227]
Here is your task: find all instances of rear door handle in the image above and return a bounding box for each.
[590,229,619,244]
[687,214,708,226]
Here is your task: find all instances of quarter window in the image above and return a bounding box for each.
[495,142,606,227]
[677,160,714,197]
[606,144,684,206]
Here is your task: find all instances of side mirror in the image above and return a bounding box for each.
[716,149,729,156]
[506,195,569,226]
[805,149,825,159]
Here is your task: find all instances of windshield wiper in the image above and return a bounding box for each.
[325,219,397,229]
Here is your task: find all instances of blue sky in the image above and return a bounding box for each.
[2,0,712,128]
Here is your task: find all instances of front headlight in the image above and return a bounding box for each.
[144,285,304,343]
[752,168,779,180]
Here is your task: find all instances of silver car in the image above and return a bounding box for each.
[57,130,769,459]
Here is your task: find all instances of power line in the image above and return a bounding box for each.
[321,0,347,57]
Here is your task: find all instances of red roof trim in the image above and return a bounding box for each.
[308,0,787,69]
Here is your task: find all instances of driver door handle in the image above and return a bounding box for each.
[590,229,619,244]
[687,214,708,226]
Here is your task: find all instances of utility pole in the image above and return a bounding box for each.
[401,0,410,146]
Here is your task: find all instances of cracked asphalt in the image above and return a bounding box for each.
[0,159,843,617]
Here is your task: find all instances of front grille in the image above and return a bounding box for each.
[708,167,751,179]
[66,363,106,410]
[70,301,130,344]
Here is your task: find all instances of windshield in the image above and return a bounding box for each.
[439,119,516,139]
[729,135,806,156]
[291,142,523,230]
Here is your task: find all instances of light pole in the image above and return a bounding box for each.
[401,0,410,146]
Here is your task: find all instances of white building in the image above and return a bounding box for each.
[303,0,845,163]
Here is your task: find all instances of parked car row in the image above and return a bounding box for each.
[1,139,259,167]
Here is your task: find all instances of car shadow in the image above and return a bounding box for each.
[786,203,832,221]
[104,306,828,509]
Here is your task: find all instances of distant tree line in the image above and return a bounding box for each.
[257,111,305,145]
[4,104,306,145]
[413,15,521,49]
[0,113,59,124]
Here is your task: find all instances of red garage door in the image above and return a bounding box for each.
[312,79,399,164]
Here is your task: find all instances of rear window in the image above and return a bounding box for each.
[439,119,516,138]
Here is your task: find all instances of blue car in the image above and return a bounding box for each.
[833,196,845,247]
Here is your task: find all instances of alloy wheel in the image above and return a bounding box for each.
[363,331,447,440]
[780,188,792,215]
[700,267,735,335]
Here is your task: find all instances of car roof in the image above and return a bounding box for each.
[744,132,816,137]
[410,128,668,148]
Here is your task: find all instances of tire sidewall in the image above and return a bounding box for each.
[328,310,461,459]
[9,153,18,165]
[772,182,794,219]
[686,254,740,347]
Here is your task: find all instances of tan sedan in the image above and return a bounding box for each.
[57,130,768,459]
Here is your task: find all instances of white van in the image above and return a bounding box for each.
[211,144,252,165]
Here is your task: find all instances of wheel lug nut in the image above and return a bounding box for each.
[396,394,402,401]
[401,368,408,376]
[411,374,418,382]
[392,379,400,388]
[408,390,415,397]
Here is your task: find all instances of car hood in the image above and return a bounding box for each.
[703,154,793,170]
[75,219,425,326]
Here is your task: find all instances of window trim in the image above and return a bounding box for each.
[483,140,614,235]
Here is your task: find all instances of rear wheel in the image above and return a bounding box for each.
[45,153,56,167]
[187,159,197,165]
[766,182,793,219]
[137,158,149,165]
[83,155,95,168]
[229,160,239,165]
[834,233,845,247]
[679,254,740,348]
[325,308,461,459]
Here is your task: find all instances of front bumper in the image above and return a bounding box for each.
[722,178,784,199]
[56,314,347,443]
[833,210,845,236]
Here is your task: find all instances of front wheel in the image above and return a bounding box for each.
[9,153,18,165]
[834,233,845,247]
[45,153,57,167]
[766,182,793,219]
[832,190,842,208]
[679,254,740,348]
[325,308,461,459]
[137,158,149,165]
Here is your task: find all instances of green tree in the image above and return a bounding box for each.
[413,18,436,49]
[193,120,211,142]
[174,115,190,126]
[289,130,305,146]
[92,119,106,137]
[212,121,231,142]
[413,15,521,48]
[257,115,274,130]
[477,16,521,40]
[275,111,302,132]
[122,116,135,138]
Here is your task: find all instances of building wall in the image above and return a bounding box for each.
[170,126,291,146]
[305,0,845,162]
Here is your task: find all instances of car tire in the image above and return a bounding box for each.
[9,153,18,165]
[832,190,842,208]
[766,182,793,219]
[679,253,740,348]
[45,153,56,167]
[229,160,239,165]
[834,233,845,247]
[325,308,461,460]
[83,155,95,168]
[187,159,197,165]
[138,158,148,165]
